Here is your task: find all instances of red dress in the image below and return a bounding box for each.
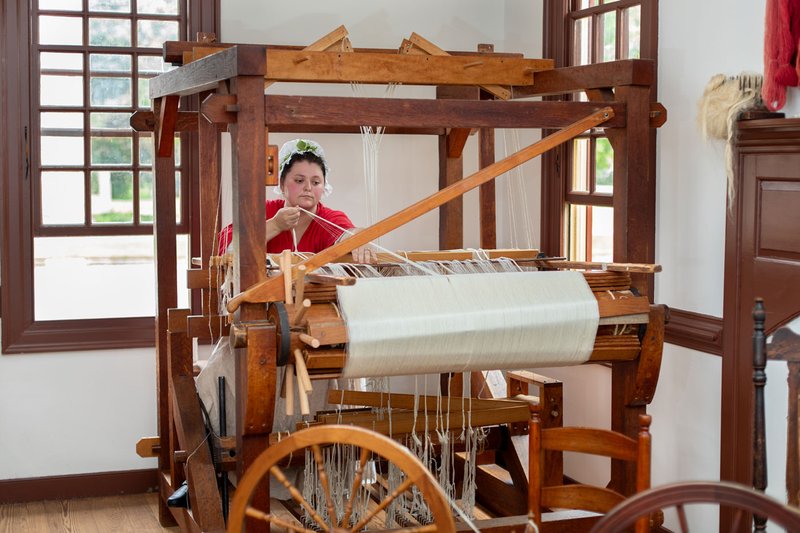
[217,200,354,254]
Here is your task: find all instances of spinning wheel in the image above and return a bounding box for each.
[589,481,800,532]
[227,425,457,532]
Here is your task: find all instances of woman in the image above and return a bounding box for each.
[218,139,372,262]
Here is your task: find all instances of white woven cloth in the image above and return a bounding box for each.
[338,270,599,378]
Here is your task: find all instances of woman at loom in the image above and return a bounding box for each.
[218,138,374,262]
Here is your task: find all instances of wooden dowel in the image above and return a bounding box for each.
[542,260,661,273]
[306,273,357,286]
[293,298,311,325]
[295,264,307,303]
[294,348,313,393]
[285,363,295,416]
[299,333,321,348]
[281,250,293,305]
[297,371,310,416]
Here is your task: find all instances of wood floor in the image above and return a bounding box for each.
[0,493,179,533]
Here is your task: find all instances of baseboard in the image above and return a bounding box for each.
[664,307,724,356]
[0,468,158,503]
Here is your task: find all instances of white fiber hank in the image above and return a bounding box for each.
[338,271,599,378]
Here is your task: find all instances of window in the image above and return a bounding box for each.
[542,0,657,261]
[1,0,218,352]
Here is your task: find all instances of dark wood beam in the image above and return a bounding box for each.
[200,94,627,129]
[512,59,655,98]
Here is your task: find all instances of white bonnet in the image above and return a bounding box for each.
[273,138,333,197]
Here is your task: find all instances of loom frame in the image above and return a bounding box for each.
[137,35,666,532]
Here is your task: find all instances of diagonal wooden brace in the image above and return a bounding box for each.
[155,95,180,157]
[226,106,615,312]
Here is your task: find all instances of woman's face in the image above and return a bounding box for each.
[281,160,325,212]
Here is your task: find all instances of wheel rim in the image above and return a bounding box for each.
[227,425,457,533]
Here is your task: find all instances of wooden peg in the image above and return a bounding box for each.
[299,333,321,349]
[294,298,311,325]
[295,264,307,303]
[281,250,293,305]
[284,363,295,416]
[294,348,313,393]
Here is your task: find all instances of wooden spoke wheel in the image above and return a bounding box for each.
[589,481,800,533]
[227,425,456,533]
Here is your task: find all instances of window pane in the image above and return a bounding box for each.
[138,0,179,15]
[137,19,179,48]
[41,171,85,225]
[41,52,83,72]
[41,136,84,166]
[39,16,82,46]
[595,137,614,193]
[139,171,153,223]
[89,18,132,47]
[138,55,165,74]
[91,170,133,223]
[91,112,130,130]
[90,53,132,73]
[176,170,182,223]
[91,136,132,165]
[568,204,588,262]
[174,135,181,166]
[34,235,189,320]
[590,206,614,262]
[40,75,83,107]
[573,17,591,66]
[571,138,590,192]
[89,0,131,13]
[138,77,151,108]
[90,77,132,106]
[41,112,83,130]
[600,10,616,62]
[139,135,154,165]
[624,6,641,59]
[39,0,82,10]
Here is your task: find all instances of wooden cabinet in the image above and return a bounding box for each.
[721,118,800,530]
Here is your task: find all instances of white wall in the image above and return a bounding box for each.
[0,344,158,478]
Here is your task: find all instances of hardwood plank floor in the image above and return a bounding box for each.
[0,493,179,533]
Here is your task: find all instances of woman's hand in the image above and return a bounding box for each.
[271,207,301,231]
[351,243,376,264]
[340,228,376,264]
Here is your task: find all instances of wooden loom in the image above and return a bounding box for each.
[135,28,667,532]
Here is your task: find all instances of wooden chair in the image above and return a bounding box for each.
[752,297,800,531]
[529,410,652,532]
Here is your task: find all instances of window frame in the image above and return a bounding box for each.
[1,0,218,353]
[541,0,658,259]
